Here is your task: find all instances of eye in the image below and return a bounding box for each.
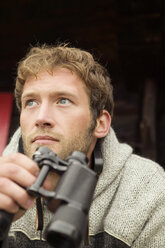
[25,99,37,108]
[57,98,71,105]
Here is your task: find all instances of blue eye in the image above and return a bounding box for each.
[26,100,37,107]
[58,98,71,105]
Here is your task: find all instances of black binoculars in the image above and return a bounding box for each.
[0,146,98,248]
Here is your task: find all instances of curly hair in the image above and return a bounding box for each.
[15,44,114,122]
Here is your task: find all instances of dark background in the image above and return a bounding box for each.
[0,0,164,167]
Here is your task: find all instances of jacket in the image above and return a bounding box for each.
[3,127,165,248]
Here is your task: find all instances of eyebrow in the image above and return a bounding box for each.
[21,92,37,101]
[21,90,78,101]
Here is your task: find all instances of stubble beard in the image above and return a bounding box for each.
[21,122,96,161]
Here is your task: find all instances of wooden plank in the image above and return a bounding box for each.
[140,79,156,160]
[0,93,13,155]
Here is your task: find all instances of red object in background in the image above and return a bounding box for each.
[0,93,13,155]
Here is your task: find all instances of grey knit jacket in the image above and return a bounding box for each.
[2,127,165,248]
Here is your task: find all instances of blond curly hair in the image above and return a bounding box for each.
[15,44,114,122]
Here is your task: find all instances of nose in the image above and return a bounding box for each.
[35,103,55,128]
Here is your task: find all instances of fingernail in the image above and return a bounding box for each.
[35,171,40,177]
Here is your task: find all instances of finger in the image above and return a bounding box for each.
[43,172,60,191]
[0,177,34,210]
[1,153,39,176]
[0,163,37,188]
[0,192,19,213]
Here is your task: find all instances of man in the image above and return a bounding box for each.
[1,44,165,248]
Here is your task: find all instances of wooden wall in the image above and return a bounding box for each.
[0,0,164,166]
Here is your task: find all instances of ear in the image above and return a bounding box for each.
[94,110,111,138]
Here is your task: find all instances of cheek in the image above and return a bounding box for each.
[20,112,30,133]
[67,111,92,132]
[20,113,24,129]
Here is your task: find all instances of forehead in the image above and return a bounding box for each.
[25,67,78,83]
[22,67,89,99]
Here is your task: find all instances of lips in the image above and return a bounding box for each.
[32,135,59,144]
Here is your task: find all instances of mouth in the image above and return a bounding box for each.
[32,136,59,145]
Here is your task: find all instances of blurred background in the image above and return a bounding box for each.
[0,0,164,167]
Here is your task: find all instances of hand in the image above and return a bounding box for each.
[0,153,40,220]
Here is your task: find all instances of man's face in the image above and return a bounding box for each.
[20,67,97,161]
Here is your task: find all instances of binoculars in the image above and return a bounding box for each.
[0,146,98,248]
